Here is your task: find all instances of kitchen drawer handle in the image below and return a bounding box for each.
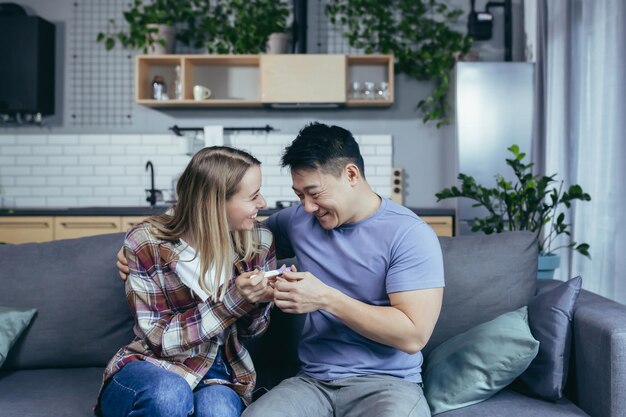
[60,222,118,229]
[0,222,51,228]
[426,221,450,225]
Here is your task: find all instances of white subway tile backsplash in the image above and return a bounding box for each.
[33,166,63,176]
[32,145,64,155]
[79,135,110,145]
[50,135,79,145]
[1,166,29,176]
[49,177,78,186]
[79,176,110,186]
[47,197,79,207]
[126,145,157,154]
[17,135,47,145]
[3,187,30,196]
[95,145,124,154]
[65,166,94,176]
[14,197,46,207]
[30,187,62,197]
[49,156,78,165]
[79,156,110,166]
[78,197,110,206]
[3,146,31,155]
[16,177,46,186]
[0,156,15,165]
[0,134,392,208]
[0,136,16,145]
[94,166,122,176]
[16,156,46,165]
[63,186,92,196]
[64,145,94,155]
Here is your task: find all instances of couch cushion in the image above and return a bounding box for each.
[424,307,540,415]
[0,233,134,369]
[514,276,582,401]
[435,388,589,416]
[0,306,37,367]
[0,367,103,417]
[424,231,537,357]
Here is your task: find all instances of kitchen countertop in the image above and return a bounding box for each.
[0,206,455,217]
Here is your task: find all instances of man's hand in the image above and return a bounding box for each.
[273,270,333,314]
[236,270,273,304]
[116,248,130,281]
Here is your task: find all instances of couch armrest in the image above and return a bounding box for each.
[571,288,626,417]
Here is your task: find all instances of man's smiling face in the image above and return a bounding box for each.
[291,168,354,230]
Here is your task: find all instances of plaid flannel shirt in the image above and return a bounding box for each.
[99,221,275,406]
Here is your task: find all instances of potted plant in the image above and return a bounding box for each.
[196,0,290,54]
[435,145,591,278]
[97,0,200,53]
[325,0,473,127]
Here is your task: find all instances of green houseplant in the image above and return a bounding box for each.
[326,0,473,127]
[98,0,290,55]
[197,0,290,54]
[435,145,591,276]
[96,0,199,53]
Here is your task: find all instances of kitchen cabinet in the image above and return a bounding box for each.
[420,216,454,237]
[260,55,346,103]
[121,216,150,232]
[135,54,393,107]
[0,216,54,244]
[54,216,122,240]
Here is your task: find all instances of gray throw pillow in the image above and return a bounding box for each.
[514,276,582,401]
[0,306,37,367]
[423,306,539,415]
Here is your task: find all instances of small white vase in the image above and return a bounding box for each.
[266,32,290,54]
[146,24,176,54]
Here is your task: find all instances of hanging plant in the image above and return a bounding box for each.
[326,0,472,127]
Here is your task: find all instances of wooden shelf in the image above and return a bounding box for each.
[135,54,394,108]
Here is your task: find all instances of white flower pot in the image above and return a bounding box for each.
[146,24,176,54]
[266,32,290,54]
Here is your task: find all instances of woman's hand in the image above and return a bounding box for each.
[235,270,273,305]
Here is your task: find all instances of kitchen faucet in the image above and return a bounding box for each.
[145,160,161,207]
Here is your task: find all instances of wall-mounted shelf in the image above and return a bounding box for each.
[135,54,394,108]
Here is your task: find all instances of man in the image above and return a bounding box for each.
[118,122,444,417]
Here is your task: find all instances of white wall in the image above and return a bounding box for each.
[0,133,392,208]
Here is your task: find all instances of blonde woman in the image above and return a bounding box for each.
[97,147,276,417]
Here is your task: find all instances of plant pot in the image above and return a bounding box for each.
[146,24,176,54]
[266,32,290,54]
[538,254,561,279]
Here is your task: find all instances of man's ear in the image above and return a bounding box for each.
[344,164,362,186]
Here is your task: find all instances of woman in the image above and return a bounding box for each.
[97,146,275,417]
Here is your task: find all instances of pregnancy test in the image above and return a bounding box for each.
[264,265,288,278]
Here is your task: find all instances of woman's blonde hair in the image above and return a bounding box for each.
[147,146,262,301]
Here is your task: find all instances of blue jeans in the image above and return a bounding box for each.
[101,349,244,417]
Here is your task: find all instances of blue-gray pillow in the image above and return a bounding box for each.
[0,306,37,367]
[514,276,582,401]
[423,306,539,415]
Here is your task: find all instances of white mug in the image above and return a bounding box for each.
[193,85,211,101]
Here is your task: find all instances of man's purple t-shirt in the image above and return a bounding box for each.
[265,198,444,383]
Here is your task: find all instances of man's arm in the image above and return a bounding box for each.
[273,272,443,354]
[117,247,130,280]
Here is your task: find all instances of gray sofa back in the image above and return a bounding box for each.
[424,231,537,356]
[0,232,133,369]
[0,230,538,378]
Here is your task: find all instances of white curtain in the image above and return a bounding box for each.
[539,0,626,304]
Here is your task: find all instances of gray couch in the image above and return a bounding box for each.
[0,231,624,417]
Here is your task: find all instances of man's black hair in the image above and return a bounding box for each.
[281,122,366,178]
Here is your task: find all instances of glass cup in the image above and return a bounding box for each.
[349,81,363,100]
[362,81,375,100]
[375,81,389,100]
